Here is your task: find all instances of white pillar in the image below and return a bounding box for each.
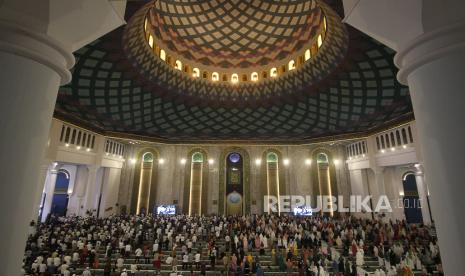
[83,166,100,215]
[0,30,70,276]
[415,172,431,225]
[31,162,52,223]
[395,19,465,276]
[41,167,59,222]
[0,1,124,273]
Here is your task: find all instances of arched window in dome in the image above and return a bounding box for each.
[251,72,258,82]
[231,74,239,83]
[160,49,166,61]
[175,60,182,70]
[144,18,148,31]
[270,68,278,78]
[212,72,219,82]
[318,34,323,48]
[323,17,327,31]
[289,60,296,71]
[187,151,207,215]
[305,49,311,61]
[148,35,154,49]
[192,68,200,78]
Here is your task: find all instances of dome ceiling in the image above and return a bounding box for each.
[54,0,413,143]
[147,0,326,69]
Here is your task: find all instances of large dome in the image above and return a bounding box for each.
[54,0,413,143]
[148,0,326,69]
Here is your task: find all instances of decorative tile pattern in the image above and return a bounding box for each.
[54,1,413,142]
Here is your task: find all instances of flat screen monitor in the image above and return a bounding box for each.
[156,205,176,215]
[293,206,313,216]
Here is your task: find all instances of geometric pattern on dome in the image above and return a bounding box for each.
[55,21,413,142]
[148,0,325,69]
[122,0,349,100]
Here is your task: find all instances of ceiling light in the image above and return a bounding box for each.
[305,159,312,165]
[255,159,262,166]
[334,159,340,165]
[158,158,165,164]
[180,158,186,165]
[390,147,395,151]
[283,159,290,166]
[208,159,214,165]
[380,149,385,153]
[130,158,137,164]
[76,146,81,150]
[402,145,407,149]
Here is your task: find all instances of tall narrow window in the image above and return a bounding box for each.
[266,152,280,213]
[148,35,154,48]
[270,68,278,78]
[189,152,204,215]
[317,153,333,216]
[212,72,219,82]
[305,49,311,61]
[288,60,296,71]
[231,74,239,84]
[137,152,154,214]
[192,68,200,78]
[251,72,258,82]
[175,60,182,70]
[317,34,323,48]
[160,49,166,61]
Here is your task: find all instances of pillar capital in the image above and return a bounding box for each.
[0,20,74,84]
[0,0,125,85]
[395,20,465,84]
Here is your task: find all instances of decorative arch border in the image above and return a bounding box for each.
[219,147,251,215]
[309,147,338,208]
[182,148,210,214]
[57,168,70,180]
[130,147,160,214]
[260,148,287,208]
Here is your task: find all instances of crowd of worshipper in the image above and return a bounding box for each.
[22,213,443,276]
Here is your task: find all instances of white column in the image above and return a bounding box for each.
[0,42,67,275]
[83,166,100,216]
[415,172,431,225]
[41,167,59,222]
[31,162,52,223]
[0,2,124,273]
[395,18,465,276]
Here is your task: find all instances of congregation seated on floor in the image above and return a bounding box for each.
[23,213,443,276]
